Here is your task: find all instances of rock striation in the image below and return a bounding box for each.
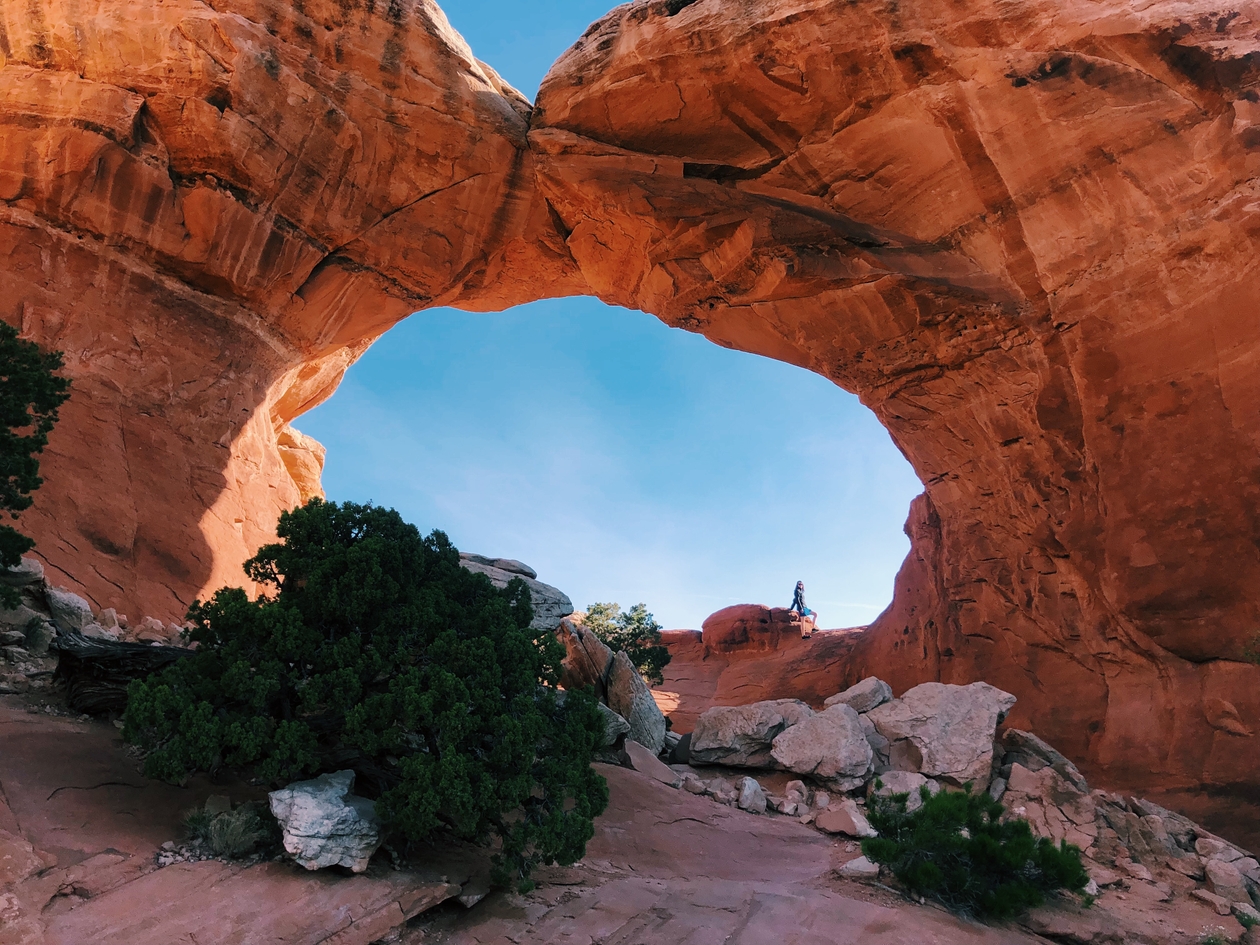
[3,0,1260,829]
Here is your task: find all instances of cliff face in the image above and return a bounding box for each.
[3,0,1260,813]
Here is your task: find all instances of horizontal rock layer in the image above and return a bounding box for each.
[3,0,1260,830]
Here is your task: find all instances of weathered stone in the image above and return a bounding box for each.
[1205,858,1252,904]
[1191,888,1233,916]
[737,777,766,814]
[689,699,813,768]
[837,856,880,880]
[1000,730,1090,794]
[556,616,615,700]
[815,799,877,839]
[624,739,681,789]
[0,558,44,588]
[700,605,801,654]
[45,587,95,633]
[596,702,631,748]
[269,770,381,874]
[770,703,873,791]
[1197,836,1244,862]
[82,622,122,641]
[458,555,573,632]
[824,677,893,714]
[812,791,831,811]
[866,683,1016,789]
[988,777,1007,802]
[1234,901,1260,926]
[869,772,941,814]
[607,651,667,755]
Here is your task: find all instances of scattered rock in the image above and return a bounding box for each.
[45,586,95,632]
[689,699,813,768]
[1000,729,1091,793]
[866,682,1016,790]
[1233,901,1260,925]
[1197,836,1244,862]
[624,739,681,788]
[82,621,121,641]
[812,791,831,810]
[823,677,893,714]
[769,703,873,790]
[269,770,382,873]
[1205,858,1252,904]
[1089,867,1121,888]
[868,771,940,813]
[737,777,767,814]
[681,774,707,795]
[988,777,1007,802]
[1191,888,1233,916]
[837,856,880,880]
[606,651,667,755]
[815,799,877,838]
[1118,860,1153,882]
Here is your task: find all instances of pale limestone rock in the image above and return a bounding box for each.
[458,554,572,631]
[690,699,813,768]
[769,703,873,791]
[838,856,880,880]
[823,677,892,714]
[606,651,666,755]
[866,682,1016,789]
[45,587,94,632]
[269,770,381,873]
[737,777,766,814]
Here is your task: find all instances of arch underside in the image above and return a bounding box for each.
[3,0,1260,834]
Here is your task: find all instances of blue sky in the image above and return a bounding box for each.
[298,3,924,630]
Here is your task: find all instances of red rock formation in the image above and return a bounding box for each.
[4,0,1260,831]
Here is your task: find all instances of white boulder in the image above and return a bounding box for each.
[45,587,95,633]
[824,677,893,714]
[769,703,873,791]
[737,777,767,814]
[690,699,814,768]
[866,682,1016,789]
[269,770,382,873]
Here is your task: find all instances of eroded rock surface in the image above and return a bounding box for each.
[4,0,1260,830]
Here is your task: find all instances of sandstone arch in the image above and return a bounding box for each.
[3,0,1259,827]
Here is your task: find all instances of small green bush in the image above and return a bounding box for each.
[125,499,609,889]
[0,322,69,607]
[183,802,276,858]
[861,783,1089,919]
[583,602,670,686]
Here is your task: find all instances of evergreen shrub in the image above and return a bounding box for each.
[125,499,609,888]
[861,782,1089,919]
[583,602,670,686]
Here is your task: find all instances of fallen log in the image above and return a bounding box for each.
[51,631,191,715]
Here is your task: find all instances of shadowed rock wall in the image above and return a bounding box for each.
[2,0,1259,819]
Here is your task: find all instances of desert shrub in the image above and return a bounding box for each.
[183,801,277,858]
[583,602,670,686]
[861,783,1089,919]
[125,499,609,889]
[0,322,69,606]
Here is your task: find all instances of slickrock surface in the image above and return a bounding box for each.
[0,696,466,945]
[4,0,1260,826]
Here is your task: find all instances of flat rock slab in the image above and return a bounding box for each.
[42,861,458,945]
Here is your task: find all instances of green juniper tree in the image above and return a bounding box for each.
[124,499,609,889]
[583,601,671,686]
[0,321,70,606]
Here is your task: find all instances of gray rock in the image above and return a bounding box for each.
[596,702,631,748]
[690,699,814,768]
[1205,858,1251,905]
[838,855,880,880]
[1000,729,1090,793]
[868,771,941,813]
[81,622,121,641]
[0,557,44,588]
[458,554,571,631]
[988,777,1007,802]
[606,651,666,755]
[269,770,381,873]
[737,777,766,814]
[824,677,893,714]
[769,703,873,791]
[866,682,1016,789]
[858,713,891,769]
[670,731,692,765]
[45,587,95,633]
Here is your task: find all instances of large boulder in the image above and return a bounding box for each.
[1000,729,1090,794]
[866,682,1016,789]
[596,702,631,748]
[769,704,873,791]
[458,553,573,632]
[0,558,44,589]
[268,770,382,873]
[700,605,801,654]
[606,651,667,754]
[824,677,893,714]
[557,616,614,700]
[868,771,941,813]
[45,587,95,633]
[689,699,814,768]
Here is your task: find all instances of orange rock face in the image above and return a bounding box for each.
[3,0,1260,827]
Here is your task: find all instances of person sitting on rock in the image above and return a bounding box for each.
[789,581,816,638]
